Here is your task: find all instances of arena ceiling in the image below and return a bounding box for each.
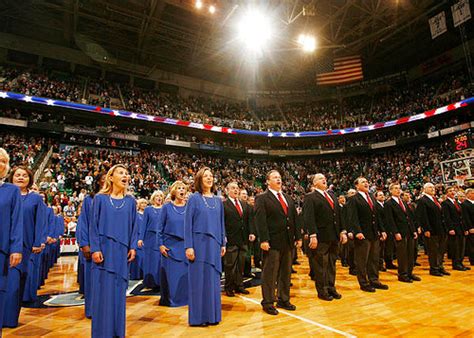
[0,0,471,90]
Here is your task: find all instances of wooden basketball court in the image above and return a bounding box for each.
[4,253,474,337]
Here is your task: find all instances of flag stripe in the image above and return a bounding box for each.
[334,63,362,71]
[317,70,363,80]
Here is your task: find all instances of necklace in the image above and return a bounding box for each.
[151,206,161,214]
[201,194,217,209]
[109,195,126,209]
[172,202,186,215]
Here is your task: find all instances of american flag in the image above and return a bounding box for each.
[316,55,363,86]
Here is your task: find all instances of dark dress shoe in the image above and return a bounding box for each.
[398,276,413,283]
[440,269,451,276]
[293,261,301,265]
[462,265,471,270]
[430,271,443,277]
[409,274,421,281]
[318,293,334,301]
[379,266,387,272]
[452,265,465,271]
[263,306,279,315]
[276,301,296,311]
[225,290,235,297]
[371,282,389,290]
[236,288,250,295]
[360,285,376,292]
[385,263,398,270]
[328,290,342,299]
[414,262,421,266]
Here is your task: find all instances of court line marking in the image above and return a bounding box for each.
[238,295,357,338]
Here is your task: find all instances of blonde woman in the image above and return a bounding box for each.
[0,148,23,331]
[130,198,148,280]
[90,164,138,337]
[158,181,188,307]
[139,190,164,289]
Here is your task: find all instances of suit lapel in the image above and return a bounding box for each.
[267,190,286,216]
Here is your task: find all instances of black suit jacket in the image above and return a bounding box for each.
[223,199,254,247]
[384,197,415,237]
[461,200,474,231]
[303,190,342,242]
[416,195,445,235]
[442,199,463,234]
[346,192,384,240]
[375,201,386,233]
[255,190,300,250]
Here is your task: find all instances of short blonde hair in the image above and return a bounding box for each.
[0,147,11,179]
[150,190,165,206]
[169,181,188,201]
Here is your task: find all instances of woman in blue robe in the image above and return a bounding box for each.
[184,167,226,326]
[90,164,138,338]
[0,148,23,332]
[159,181,188,307]
[23,193,48,303]
[77,172,106,319]
[4,166,45,327]
[139,191,164,289]
[130,198,147,280]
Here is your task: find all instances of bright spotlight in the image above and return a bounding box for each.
[195,0,203,9]
[297,34,317,53]
[209,5,216,14]
[238,10,273,53]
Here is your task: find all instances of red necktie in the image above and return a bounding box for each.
[277,192,288,215]
[324,191,334,209]
[398,198,406,213]
[365,192,374,210]
[234,199,243,217]
[433,198,441,209]
[454,200,461,212]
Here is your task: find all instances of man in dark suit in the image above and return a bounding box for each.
[462,188,474,266]
[338,195,349,267]
[384,183,421,282]
[255,170,302,315]
[374,191,392,272]
[344,189,357,275]
[240,189,256,278]
[346,177,388,292]
[443,186,469,271]
[303,174,347,301]
[416,182,449,276]
[402,191,421,266]
[223,182,255,296]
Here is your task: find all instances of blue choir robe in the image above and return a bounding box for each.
[40,207,55,285]
[90,194,138,338]
[0,183,24,331]
[129,212,144,280]
[158,202,188,307]
[4,192,44,327]
[184,193,226,326]
[23,200,48,302]
[77,195,93,318]
[140,206,162,289]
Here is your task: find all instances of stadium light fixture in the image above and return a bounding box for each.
[195,0,203,9]
[237,10,274,53]
[297,34,317,53]
[209,5,216,14]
